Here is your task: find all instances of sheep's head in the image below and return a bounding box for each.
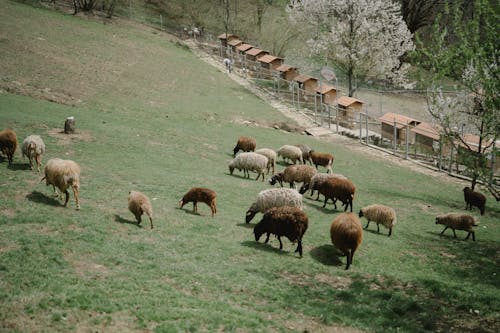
[229,165,235,175]
[268,173,283,186]
[245,209,257,224]
[253,222,265,242]
[435,216,443,225]
[358,209,364,218]
[298,183,309,194]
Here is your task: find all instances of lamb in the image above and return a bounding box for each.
[330,212,363,270]
[0,128,18,166]
[128,190,154,228]
[269,164,317,189]
[435,213,479,241]
[299,173,347,200]
[233,136,256,156]
[22,135,45,172]
[254,206,309,257]
[245,188,303,223]
[318,177,356,212]
[358,204,397,236]
[41,158,81,210]
[228,152,268,181]
[276,145,303,164]
[255,148,276,175]
[295,144,312,165]
[463,187,486,215]
[179,187,217,217]
[309,150,334,173]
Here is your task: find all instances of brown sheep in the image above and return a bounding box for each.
[309,150,334,173]
[463,187,486,215]
[435,213,479,241]
[318,177,356,212]
[0,129,18,166]
[254,206,309,257]
[41,158,81,210]
[179,187,217,217]
[233,136,256,156]
[330,213,363,270]
[128,191,154,229]
[295,144,312,165]
[269,164,317,188]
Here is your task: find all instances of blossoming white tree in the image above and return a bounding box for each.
[287,0,415,96]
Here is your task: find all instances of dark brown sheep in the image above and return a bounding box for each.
[463,187,486,215]
[179,187,217,217]
[269,164,317,188]
[233,136,256,156]
[0,129,18,165]
[309,150,334,173]
[254,206,308,257]
[330,213,363,270]
[318,177,356,212]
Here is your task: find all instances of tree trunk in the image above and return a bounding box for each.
[64,117,76,134]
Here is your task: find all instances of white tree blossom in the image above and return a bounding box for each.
[287,0,415,96]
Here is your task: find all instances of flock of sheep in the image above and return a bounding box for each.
[0,129,488,270]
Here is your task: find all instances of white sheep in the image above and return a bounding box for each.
[22,135,45,172]
[277,145,303,164]
[128,190,154,228]
[255,148,277,175]
[358,204,397,237]
[41,158,81,210]
[435,213,479,241]
[245,188,303,223]
[228,152,268,181]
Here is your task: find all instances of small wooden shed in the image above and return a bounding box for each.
[315,84,337,105]
[411,121,444,153]
[228,39,243,53]
[257,54,284,71]
[293,74,318,93]
[236,43,253,56]
[218,33,238,47]
[275,64,299,81]
[337,96,364,129]
[379,112,420,144]
[245,48,269,62]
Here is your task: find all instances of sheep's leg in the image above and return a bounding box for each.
[388,228,392,237]
[376,224,380,233]
[35,155,41,172]
[148,216,153,229]
[440,226,449,235]
[63,190,70,207]
[322,197,328,208]
[278,236,283,250]
[264,233,270,243]
[295,240,303,257]
[364,221,370,229]
[136,213,142,225]
[345,250,353,270]
[72,186,80,210]
[193,202,198,213]
[210,202,216,217]
[315,192,320,201]
[452,229,457,238]
[472,232,475,241]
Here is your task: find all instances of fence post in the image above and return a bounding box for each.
[365,110,369,144]
[291,83,295,107]
[359,113,363,143]
[438,136,443,170]
[393,119,397,155]
[405,121,409,160]
[328,105,331,129]
[448,145,454,174]
[336,107,339,133]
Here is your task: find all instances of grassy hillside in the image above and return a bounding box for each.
[0,2,499,332]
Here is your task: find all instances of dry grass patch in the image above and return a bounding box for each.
[48,128,93,145]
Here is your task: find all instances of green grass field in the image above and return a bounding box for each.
[0,2,499,332]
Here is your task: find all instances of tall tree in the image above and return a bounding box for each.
[287,0,414,96]
[399,0,444,34]
[417,0,499,199]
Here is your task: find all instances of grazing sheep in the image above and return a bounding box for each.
[233,136,256,156]
[309,150,334,173]
[255,148,277,175]
[245,188,303,223]
[463,187,486,215]
[330,213,363,270]
[319,177,356,212]
[179,187,217,217]
[0,128,18,166]
[435,213,479,241]
[299,173,347,200]
[22,135,45,172]
[128,190,154,228]
[228,152,268,181]
[254,206,309,257]
[295,144,312,165]
[41,158,81,210]
[269,164,317,189]
[276,145,303,164]
[359,204,397,236]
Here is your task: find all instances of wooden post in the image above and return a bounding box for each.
[64,117,75,134]
[393,119,397,155]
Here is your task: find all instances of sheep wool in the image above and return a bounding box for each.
[299,173,347,200]
[229,152,268,181]
[319,177,356,212]
[42,158,81,210]
[246,188,303,223]
[179,187,217,217]
[269,164,317,189]
[295,144,312,165]
[255,148,277,175]
[128,190,154,228]
[359,204,397,236]
[463,187,486,216]
[254,206,309,257]
[277,145,303,164]
[0,128,18,165]
[330,213,363,270]
[309,150,334,173]
[435,213,479,241]
[22,135,46,172]
[233,136,256,156]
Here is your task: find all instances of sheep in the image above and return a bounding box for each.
[245,188,303,223]
[128,190,154,229]
[318,177,356,212]
[330,212,363,270]
[22,135,45,172]
[269,164,317,189]
[309,150,334,173]
[254,206,308,257]
[435,213,479,241]
[358,204,397,236]
[179,187,217,217]
[255,148,276,175]
[299,173,347,200]
[295,144,312,165]
[228,152,268,181]
[233,136,256,156]
[0,128,18,166]
[41,158,81,210]
[463,187,486,215]
[276,145,303,165]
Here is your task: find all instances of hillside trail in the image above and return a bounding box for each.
[184,39,465,187]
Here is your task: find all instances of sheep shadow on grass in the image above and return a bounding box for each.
[26,191,62,207]
[114,214,142,228]
[6,162,31,171]
[236,222,254,229]
[241,240,297,257]
[310,244,343,267]
[176,206,213,218]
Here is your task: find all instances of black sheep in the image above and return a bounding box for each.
[463,187,486,215]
